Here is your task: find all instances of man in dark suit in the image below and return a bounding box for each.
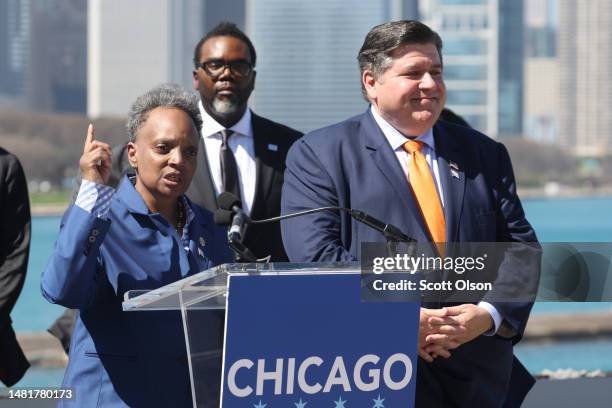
[190,22,302,261]
[281,20,538,407]
[0,148,30,386]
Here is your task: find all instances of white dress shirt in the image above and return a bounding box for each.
[370,105,502,335]
[370,106,445,206]
[198,102,256,215]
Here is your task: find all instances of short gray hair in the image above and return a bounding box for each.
[357,20,443,101]
[126,84,203,142]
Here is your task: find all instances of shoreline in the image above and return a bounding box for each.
[28,186,612,217]
[518,186,612,200]
[30,204,67,217]
[16,310,612,369]
[522,311,612,342]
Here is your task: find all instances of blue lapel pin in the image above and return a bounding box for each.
[267,143,278,152]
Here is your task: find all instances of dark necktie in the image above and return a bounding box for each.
[219,129,241,198]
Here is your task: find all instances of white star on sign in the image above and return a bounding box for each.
[333,396,347,408]
[253,400,267,408]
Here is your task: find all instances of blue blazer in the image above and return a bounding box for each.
[281,110,539,407]
[41,177,232,407]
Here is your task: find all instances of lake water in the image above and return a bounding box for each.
[8,196,612,386]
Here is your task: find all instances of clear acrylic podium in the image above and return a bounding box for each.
[122,262,362,408]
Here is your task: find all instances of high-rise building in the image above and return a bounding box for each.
[524,58,559,144]
[558,0,612,156]
[524,0,559,145]
[420,0,523,137]
[27,0,87,113]
[0,0,87,113]
[88,0,203,117]
[497,0,523,135]
[247,0,418,132]
[525,0,557,58]
[0,0,29,109]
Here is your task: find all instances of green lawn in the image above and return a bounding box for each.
[30,190,71,206]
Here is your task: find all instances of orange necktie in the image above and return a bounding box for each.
[403,140,446,245]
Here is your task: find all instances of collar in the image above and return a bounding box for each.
[116,175,198,227]
[116,175,150,215]
[199,101,253,139]
[370,105,435,152]
[181,195,195,227]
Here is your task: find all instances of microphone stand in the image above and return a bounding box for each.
[249,207,416,258]
[215,195,416,262]
[227,234,259,263]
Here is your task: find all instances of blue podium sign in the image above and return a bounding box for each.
[220,273,419,407]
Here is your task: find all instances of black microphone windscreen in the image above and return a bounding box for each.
[214,209,233,225]
[217,192,242,211]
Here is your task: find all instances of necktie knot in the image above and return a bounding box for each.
[220,129,234,147]
[403,139,422,154]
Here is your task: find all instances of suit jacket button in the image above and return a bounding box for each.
[91,228,99,236]
[88,236,96,243]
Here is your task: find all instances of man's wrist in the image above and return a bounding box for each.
[477,301,502,336]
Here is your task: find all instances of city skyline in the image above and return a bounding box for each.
[1,0,611,155]
[420,0,524,137]
[558,0,612,156]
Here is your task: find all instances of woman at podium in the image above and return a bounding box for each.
[41,84,232,407]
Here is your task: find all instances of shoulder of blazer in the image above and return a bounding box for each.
[296,111,373,152]
[434,120,504,155]
[251,112,303,149]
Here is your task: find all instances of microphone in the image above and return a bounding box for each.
[213,209,233,225]
[216,193,257,262]
[217,192,242,213]
[217,193,250,243]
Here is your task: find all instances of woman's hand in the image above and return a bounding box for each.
[79,124,112,185]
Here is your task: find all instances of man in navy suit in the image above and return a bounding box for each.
[281,20,538,407]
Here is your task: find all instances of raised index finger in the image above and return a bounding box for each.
[84,123,95,152]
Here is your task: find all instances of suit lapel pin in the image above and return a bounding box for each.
[199,237,206,247]
[450,161,460,179]
[267,143,278,152]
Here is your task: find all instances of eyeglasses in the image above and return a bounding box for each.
[198,59,253,78]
